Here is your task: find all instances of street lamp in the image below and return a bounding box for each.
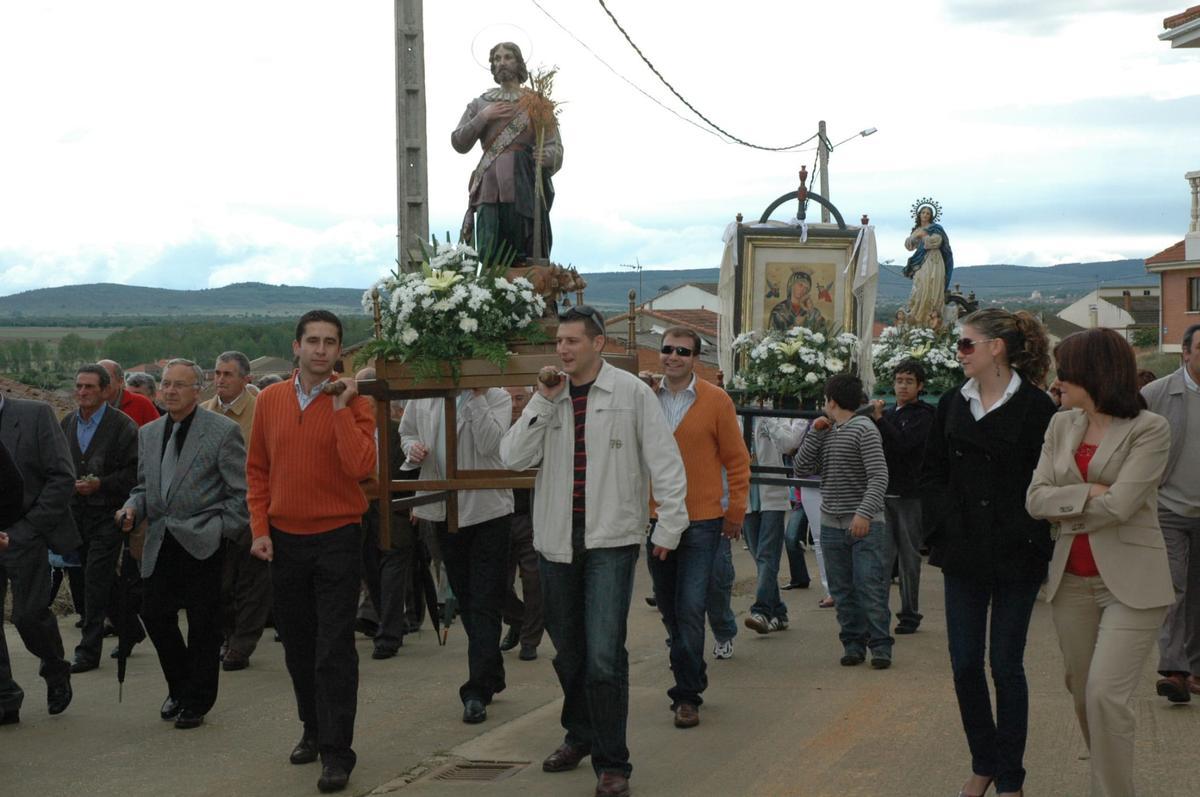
[816,122,878,223]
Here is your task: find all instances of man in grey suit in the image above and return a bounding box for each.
[118,359,248,729]
[0,394,80,725]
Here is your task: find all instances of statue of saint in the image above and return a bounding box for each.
[452,42,563,261]
[903,199,954,328]
[768,270,828,332]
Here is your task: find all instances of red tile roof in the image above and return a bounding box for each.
[1146,240,1186,266]
[608,308,720,338]
[1165,5,1200,29]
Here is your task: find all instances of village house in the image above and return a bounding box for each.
[1144,170,1200,352]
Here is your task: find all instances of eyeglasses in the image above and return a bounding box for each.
[955,337,996,354]
[160,381,198,390]
[660,345,695,357]
[558,305,606,334]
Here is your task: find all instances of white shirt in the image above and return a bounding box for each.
[656,373,697,432]
[1184,366,1199,394]
[960,370,1022,421]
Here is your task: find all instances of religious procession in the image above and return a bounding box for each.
[3,5,1200,797]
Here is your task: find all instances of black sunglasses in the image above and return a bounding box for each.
[955,336,996,354]
[660,345,695,357]
[558,305,606,334]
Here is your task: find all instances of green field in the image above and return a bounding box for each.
[0,326,123,343]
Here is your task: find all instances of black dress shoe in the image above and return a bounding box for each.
[70,658,99,674]
[518,644,538,661]
[354,618,379,638]
[462,698,487,724]
[372,645,398,660]
[289,735,319,765]
[47,680,72,715]
[781,581,811,590]
[160,696,182,721]
[500,625,521,652]
[317,764,350,793]
[542,743,590,773]
[0,708,18,726]
[174,709,205,729]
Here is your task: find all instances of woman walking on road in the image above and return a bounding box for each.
[921,309,1056,797]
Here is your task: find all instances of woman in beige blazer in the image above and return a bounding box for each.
[1026,328,1172,797]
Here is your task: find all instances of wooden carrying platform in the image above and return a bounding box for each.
[358,347,638,545]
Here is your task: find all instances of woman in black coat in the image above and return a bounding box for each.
[921,309,1056,797]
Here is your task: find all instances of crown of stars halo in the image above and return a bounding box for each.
[910,197,942,223]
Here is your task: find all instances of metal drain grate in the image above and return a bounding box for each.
[427,760,528,783]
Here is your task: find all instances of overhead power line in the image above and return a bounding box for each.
[594,0,818,152]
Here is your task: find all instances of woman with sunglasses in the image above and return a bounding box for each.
[1026,329,1171,797]
[921,308,1056,797]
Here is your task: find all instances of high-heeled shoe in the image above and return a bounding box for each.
[958,776,994,797]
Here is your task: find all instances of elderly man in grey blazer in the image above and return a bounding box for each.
[0,394,80,725]
[118,358,248,729]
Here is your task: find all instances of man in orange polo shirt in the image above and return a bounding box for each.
[247,310,375,794]
[649,327,750,729]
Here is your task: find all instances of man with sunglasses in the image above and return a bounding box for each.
[647,328,750,729]
[501,306,688,797]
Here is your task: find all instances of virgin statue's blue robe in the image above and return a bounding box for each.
[903,222,954,290]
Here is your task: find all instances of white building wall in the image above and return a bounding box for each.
[1058,290,1135,330]
[644,285,718,311]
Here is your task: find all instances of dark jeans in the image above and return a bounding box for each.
[220,532,272,658]
[74,506,123,663]
[943,572,1040,794]
[744,510,788,621]
[437,515,510,703]
[886,497,924,628]
[141,532,223,715]
[502,512,544,648]
[783,507,812,587]
[0,537,71,713]
[540,544,639,779]
[271,525,362,772]
[647,518,722,708]
[707,535,738,644]
[361,502,415,651]
[821,520,894,658]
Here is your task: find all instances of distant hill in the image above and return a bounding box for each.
[0,282,366,320]
[0,259,1155,321]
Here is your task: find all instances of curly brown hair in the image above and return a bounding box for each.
[961,308,1051,387]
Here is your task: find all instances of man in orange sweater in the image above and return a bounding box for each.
[247,310,376,795]
[649,327,750,729]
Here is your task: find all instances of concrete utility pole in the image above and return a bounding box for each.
[818,120,830,224]
[395,0,429,271]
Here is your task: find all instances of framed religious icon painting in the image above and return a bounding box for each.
[733,225,861,338]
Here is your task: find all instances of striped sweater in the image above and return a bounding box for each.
[793,415,888,520]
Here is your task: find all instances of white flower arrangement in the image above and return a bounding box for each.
[872,324,962,395]
[360,242,548,379]
[730,325,858,403]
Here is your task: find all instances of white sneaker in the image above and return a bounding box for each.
[713,639,734,659]
[744,613,770,634]
[768,617,789,632]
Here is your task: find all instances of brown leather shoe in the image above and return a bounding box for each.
[1188,675,1200,696]
[1157,673,1191,703]
[673,702,699,728]
[542,743,589,773]
[595,772,631,797]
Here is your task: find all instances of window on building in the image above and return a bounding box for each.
[1191,277,1200,312]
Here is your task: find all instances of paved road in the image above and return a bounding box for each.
[3,545,1198,796]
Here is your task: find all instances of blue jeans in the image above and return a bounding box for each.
[820,520,893,657]
[647,518,722,707]
[707,535,737,644]
[540,545,639,779]
[943,573,1040,795]
[743,511,788,621]
[783,507,812,587]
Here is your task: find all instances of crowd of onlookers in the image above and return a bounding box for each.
[2,306,1198,797]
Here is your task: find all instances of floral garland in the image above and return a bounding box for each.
[728,326,858,402]
[359,243,548,380]
[872,325,962,395]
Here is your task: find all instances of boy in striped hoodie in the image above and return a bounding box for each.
[794,374,893,669]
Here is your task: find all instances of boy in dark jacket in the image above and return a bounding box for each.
[872,359,935,634]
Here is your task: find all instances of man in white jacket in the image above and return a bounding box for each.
[501,306,688,797]
[400,387,514,725]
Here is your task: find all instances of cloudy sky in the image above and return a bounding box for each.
[1,0,1197,296]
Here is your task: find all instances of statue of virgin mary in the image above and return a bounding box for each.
[902,198,954,328]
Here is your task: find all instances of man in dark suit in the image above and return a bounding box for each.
[61,364,139,673]
[118,358,248,729]
[0,394,80,725]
